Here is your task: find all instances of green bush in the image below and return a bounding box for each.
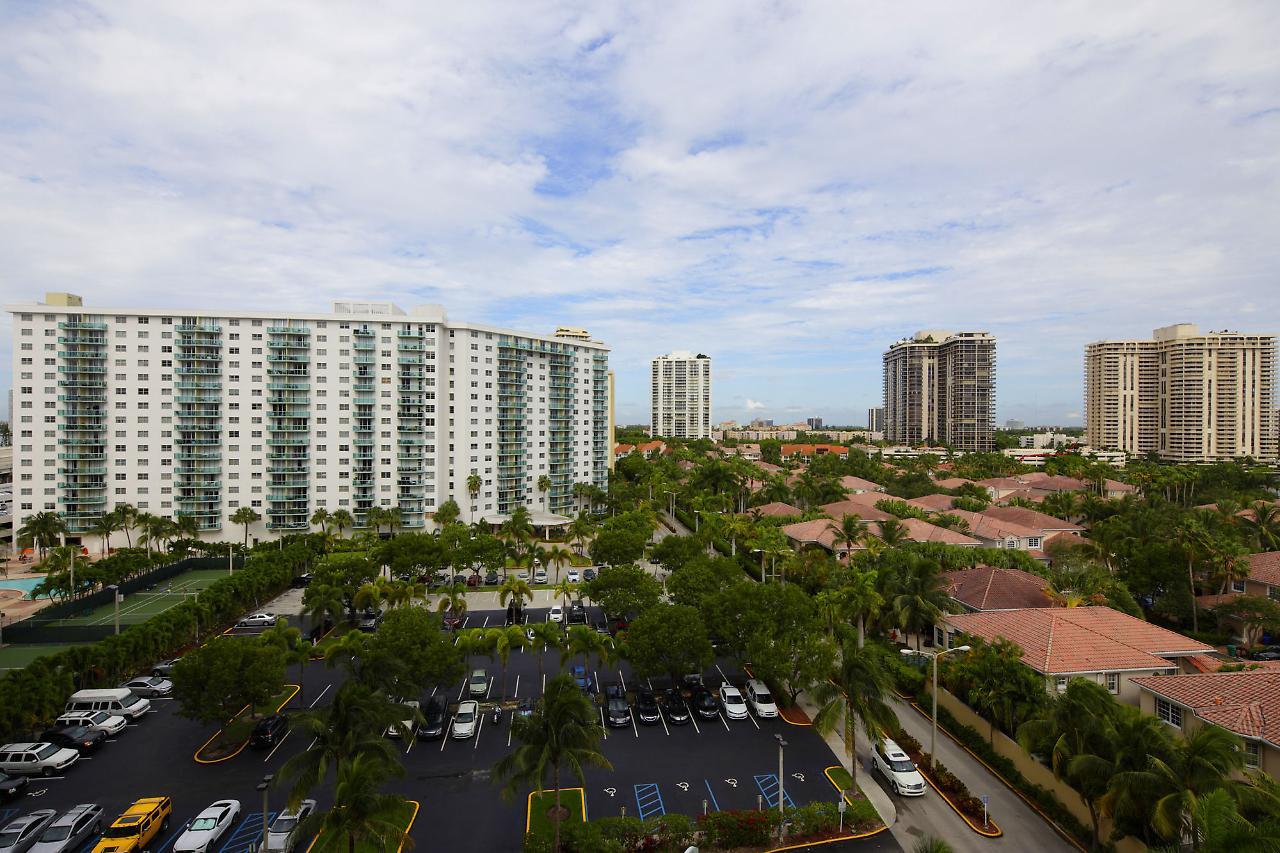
[787,801,840,837]
[698,808,779,848]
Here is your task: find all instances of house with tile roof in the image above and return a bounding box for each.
[977,477,1032,499]
[634,440,667,459]
[783,515,981,556]
[939,607,1214,705]
[1132,670,1280,778]
[979,506,1083,541]
[995,488,1051,505]
[946,567,1054,612]
[746,501,803,519]
[818,499,895,523]
[839,475,885,494]
[614,443,636,457]
[933,477,974,490]
[781,443,849,460]
[781,518,851,556]
[944,508,1049,552]
[1019,472,1090,493]
[906,493,960,513]
[1102,479,1137,499]
[1200,551,1280,644]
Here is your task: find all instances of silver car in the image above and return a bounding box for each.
[0,810,56,853]
[264,799,315,852]
[30,804,103,853]
[120,676,173,698]
[452,700,479,739]
[55,711,126,736]
[172,799,240,853]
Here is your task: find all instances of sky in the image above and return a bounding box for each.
[1,1,1278,428]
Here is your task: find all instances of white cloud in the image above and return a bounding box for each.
[2,1,1278,426]
[745,398,765,411]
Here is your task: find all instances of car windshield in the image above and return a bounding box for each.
[190,817,218,830]
[35,744,59,759]
[270,816,297,832]
[103,824,139,839]
[89,712,109,723]
[456,710,474,723]
[889,759,917,773]
[755,690,774,704]
[39,825,74,841]
[119,693,143,708]
[0,829,22,848]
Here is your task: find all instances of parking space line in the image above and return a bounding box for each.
[618,670,626,692]
[440,717,454,752]
[473,707,486,750]
[513,674,521,701]
[308,683,331,708]
[746,709,761,730]
[541,673,546,695]
[657,706,670,736]
[715,664,730,684]
[703,779,720,812]
[457,679,467,701]
[718,712,731,732]
[263,729,292,762]
[485,678,494,700]
[148,825,186,853]
[634,783,665,819]
[753,774,795,809]
[630,711,639,738]
[599,706,608,739]
[481,615,490,627]
[690,712,701,734]
[218,811,278,853]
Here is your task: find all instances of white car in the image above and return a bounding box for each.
[872,738,927,796]
[548,606,563,623]
[264,799,315,852]
[567,570,581,584]
[469,669,488,698]
[516,570,530,582]
[386,700,420,739]
[0,743,79,777]
[55,711,126,736]
[744,679,778,718]
[172,799,240,853]
[120,676,173,697]
[238,612,278,627]
[533,569,548,584]
[718,686,748,720]
[452,701,479,738]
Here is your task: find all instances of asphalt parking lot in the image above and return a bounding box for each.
[1,604,901,852]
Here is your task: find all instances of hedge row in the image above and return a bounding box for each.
[0,538,319,742]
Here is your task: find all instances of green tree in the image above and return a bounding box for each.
[433,499,461,528]
[1215,595,1280,648]
[621,604,714,684]
[487,625,529,700]
[467,473,484,522]
[230,506,261,547]
[538,474,553,511]
[171,636,286,726]
[583,564,662,619]
[665,556,742,611]
[87,514,120,557]
[330,508,355,539]
[298,753,410,853]
[588,526,649,566]
[889,555,951,650]
[373,607,466,695]
[303,582,348,635]
[943,637,1047,743]
[310,508,331,533]
[499,576,535,618]
[651,535,705,573]
[912,839,955,853]
[1239,501,1280,551]
[17,511,67,560]
[811,641,898,790]
[492,674,613,853]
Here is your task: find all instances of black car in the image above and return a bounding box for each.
[663,689,691,725]
[568,604,588,625]
[0,770,28,800]
[291,572,314,588]
[484,570,500,585]
[1254,650,1280,662]
[40,724,106,754]
[452,574,467,585]
[417,697,448,741]
[606,692,632,728]
[691,688,720,720]
[251,713,289,748]
[582,568,597,582]
[635,689,661,725]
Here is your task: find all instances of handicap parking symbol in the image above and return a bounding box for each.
[676,782,689,792]
[724,778,738,788]
[603,787,617,797]
[791,772,805,782]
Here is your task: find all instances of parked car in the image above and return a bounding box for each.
[548,606,563,623]
[605,689,632,728]
[442,610,462,630]
[64,688,150,720]
[465,574,480,588]
[582,568,597,582]
[171,799,240,853]
[250,714,288,748]
[533,568,548,584]
[386,700,420,739]
[744,679,778,718]
[635,689,661,725]
[0,743,79,777]
[567,603,587,625]
[872,739,927,796]
[682,673,704,690]
[30,803,104,853]
[263,799,314,852]
[290,573,314,589]
[516,570,530,582]
[54,711,125,737]
[38,725,106,755]
[469,669,489,698]
[484,570,500,585]
[93,796,171,853]
[237,612,277,627]
[356,610,382,632]
[417,697,448,741]
[1251,646,1280,662]
[663,689,691,725]
[120,676,172,698]
[691,689,719,720]
[451,574,467,585]
[0,771,29,801]
[0,809,56,853]
[452,701,479,739]
[567,569,581,583]
[718,685,748,720]
[151,659,180,678]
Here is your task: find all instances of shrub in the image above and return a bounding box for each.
[787,801,840,837]
[698,809,779,848]
[641,812,696,851]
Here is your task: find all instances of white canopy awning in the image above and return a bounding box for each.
[480,511,571,527]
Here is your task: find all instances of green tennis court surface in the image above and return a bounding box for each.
[44,567,231,628]
[0,642,86,670]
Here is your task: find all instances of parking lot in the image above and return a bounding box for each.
[1,602,901,852]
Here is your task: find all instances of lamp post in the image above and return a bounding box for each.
[693,510,700,533]
[107,585,121,635]
[228,543,234,576]
[901,644,970,767]
[775,733,788,838]
[257,774,274,851]
[0,610,5,646]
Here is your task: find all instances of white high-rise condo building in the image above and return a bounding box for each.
[1085,324,1276,463]
[6,293,611,544]
[651,351,712,439]
[883,331,996,452]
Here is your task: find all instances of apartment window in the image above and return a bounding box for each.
[1155,697,1182,727]
[1105,673,1119,694]
[1244,741,1260,768]
[1231,579,1246,593]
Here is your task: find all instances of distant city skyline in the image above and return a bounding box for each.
[2,5,1278,428]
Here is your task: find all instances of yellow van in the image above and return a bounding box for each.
[93,796,172,853]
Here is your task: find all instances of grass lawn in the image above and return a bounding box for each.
[0,642,86,670]
[824,767,884,825]
[527,788,586,836]
[306,799,419,853]
[196,684,299,761]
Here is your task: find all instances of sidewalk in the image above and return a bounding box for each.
[793,693,898,828]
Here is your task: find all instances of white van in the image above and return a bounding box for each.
[64,688,151,720]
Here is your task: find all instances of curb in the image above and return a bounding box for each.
[763,823,890,853]
[305,799,420,853]
[917,763,1002,837]
[525,787,587,834]
[193,683,301,764]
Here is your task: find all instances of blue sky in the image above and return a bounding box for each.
[2,2,1279,426]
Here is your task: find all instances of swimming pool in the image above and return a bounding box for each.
[0,576,47,599]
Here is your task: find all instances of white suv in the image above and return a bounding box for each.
[872,738,926,796]
[56,711,127,736]
[0,743,79,777]
[743,679,778,718]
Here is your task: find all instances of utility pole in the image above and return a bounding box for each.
[775,734,788,839]
[108,585,121,635]
[902,645,970,767]
[258,774,274,851]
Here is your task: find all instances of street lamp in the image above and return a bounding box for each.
[0,611,5,646]
[774,733,788,838]
[257,774,274,851]
[901,644,970,767]
[107,585,121,636]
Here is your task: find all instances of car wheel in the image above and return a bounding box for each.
[41,766,55,777]
[162,816,170,830]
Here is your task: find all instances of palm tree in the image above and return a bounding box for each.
[303,582,346,641]
[891,555,950,650]
[503,506,535,555]
[912,839,955,853]
[537,475,553,512]
[174,513,200,540]
[330,509,354,539]
[1239,501,1280,551]
[492,674,613,853]
[818,569,882,648]
[467,473,483,523]
[230,506,261,547]
[552,578,577,612]
[875,517,910,548]
[299,753,410,853]
[87,514,120,557]
[825,514,865,555]
[436,582,469,619]
[499,576,534,620]
[561,625,609,673]
[544,545,573,584]
[1175,788,1280,853]
[567,511,594,556]
[433,499,461,528]
[811,640,897,790]
[17,511,67,560]
[111,503,139,548]
[487,625,528,700]
[527,622,565,680]
[311,508,331,533]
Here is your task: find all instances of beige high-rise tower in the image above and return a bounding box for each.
[882,331,996,452]
[1085,324,1277,463]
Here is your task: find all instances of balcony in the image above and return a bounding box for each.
[59,321,107,330]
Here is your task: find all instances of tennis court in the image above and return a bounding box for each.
[0,642,86,670]
[44,567,231,628]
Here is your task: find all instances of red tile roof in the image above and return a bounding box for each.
[781,443,848,457]
[943,608,1212,675]
[748,501,803,518]
[944,509,1043,542]
[839,476,884,493]
[933,477,973,489]
[1244,551,1280,588]
[1131,670,1280,745]
[781,519,846,551]
[819,499,895,523]
[997,488,1051,504]
[614,443,635,454]
[1019,473,1089,492]
[980,506,1083,534]
[946,567,1053,611]
[977,477,1028,490]
[887,517,981,547]
[906,494,959,513]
